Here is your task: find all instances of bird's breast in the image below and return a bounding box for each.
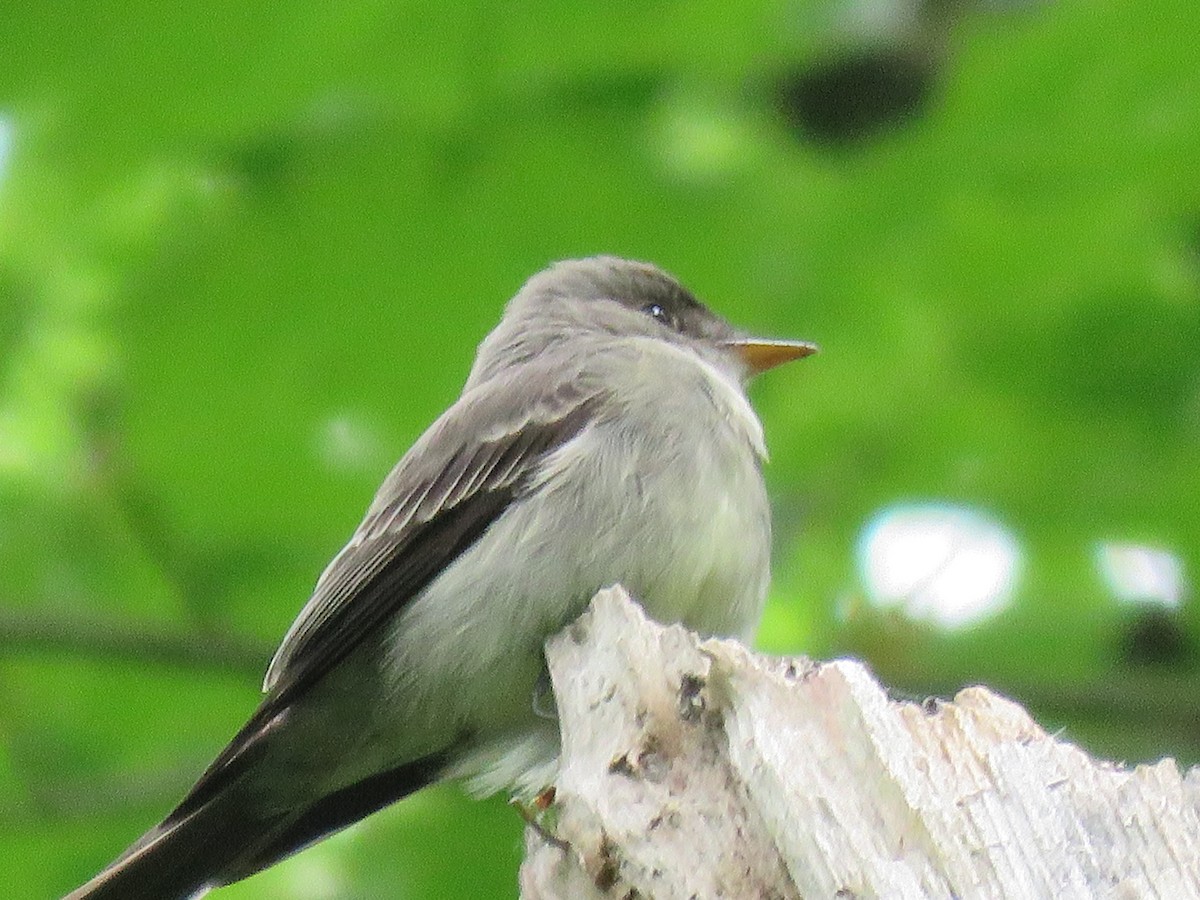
[378,341,773,773]
[528,345,773,640]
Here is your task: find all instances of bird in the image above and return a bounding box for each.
[68,256,815,899]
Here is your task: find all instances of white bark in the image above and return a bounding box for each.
[520,586,1200,900]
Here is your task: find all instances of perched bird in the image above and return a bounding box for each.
[69,256,815,899]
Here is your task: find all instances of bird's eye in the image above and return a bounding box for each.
[644,303,671,326]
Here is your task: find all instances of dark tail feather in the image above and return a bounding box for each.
[66,752,447,900]
[239,751,448,877]
[65,790,283,900]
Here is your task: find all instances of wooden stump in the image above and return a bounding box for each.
[520,586,1200,900]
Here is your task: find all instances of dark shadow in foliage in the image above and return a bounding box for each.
[773,48,939,146]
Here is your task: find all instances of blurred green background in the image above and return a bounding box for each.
[2,0,1199,896]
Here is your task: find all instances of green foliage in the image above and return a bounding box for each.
[2,0,1198,896]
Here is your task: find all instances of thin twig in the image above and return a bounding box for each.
[0,608,270,677]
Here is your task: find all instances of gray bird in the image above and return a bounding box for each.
[68,256,815,899]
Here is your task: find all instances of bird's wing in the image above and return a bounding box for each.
[169,365,606,818]
[266,367,605,702]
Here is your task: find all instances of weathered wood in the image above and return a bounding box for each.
[520,586,1200,899]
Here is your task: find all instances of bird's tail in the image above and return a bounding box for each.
[66,751,449,900]
[65,787,278,900]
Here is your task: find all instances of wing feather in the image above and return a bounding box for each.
[164,368,605,821]
[265,373,604,699]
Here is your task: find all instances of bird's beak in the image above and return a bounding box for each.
[723,337,818,375]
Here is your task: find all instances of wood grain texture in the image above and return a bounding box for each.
[520,587,1200,900]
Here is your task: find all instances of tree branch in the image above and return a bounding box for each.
[0,608,269,677]
[522,587,1200,899]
